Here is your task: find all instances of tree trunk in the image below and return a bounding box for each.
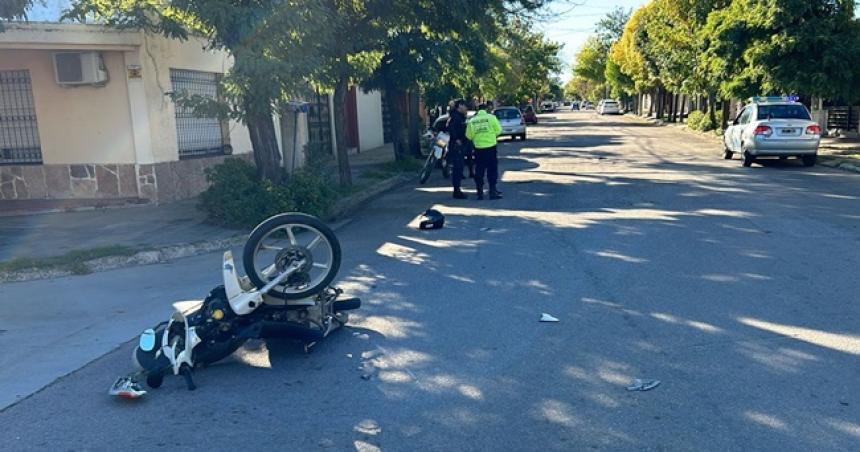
[333,77,353,187]
[384,85,407,161]
[708,92,718,128]
[721,98,731,130]
[656,87,664,119]
[407,85,421,158]
[246,109,282,184]
[680,95,687,122]
[668,92,675,122]
[649,90,656,117]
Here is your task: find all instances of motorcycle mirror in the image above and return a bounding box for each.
[139,328,156,352]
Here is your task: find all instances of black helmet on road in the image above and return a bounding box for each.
[419,209,445,230]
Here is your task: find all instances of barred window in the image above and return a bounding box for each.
[0,70,43,165]
[169,69,229,159]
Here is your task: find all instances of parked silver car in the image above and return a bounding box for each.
[723,97,821,167]
[493,106,527,140]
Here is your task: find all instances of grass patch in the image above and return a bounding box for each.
[0,245,144,275]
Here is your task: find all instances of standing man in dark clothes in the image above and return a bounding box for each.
[446,99,470,199]
[466,103,503,200]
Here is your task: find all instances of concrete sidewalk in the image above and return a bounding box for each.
[0,144,406,264]
[0,199,240,262]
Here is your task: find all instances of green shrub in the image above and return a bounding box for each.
[686,110,716,132]
[199,157,337,227]
[283,165,337,218]
[199,158,292,227]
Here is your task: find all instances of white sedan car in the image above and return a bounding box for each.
[723,97,821,167]
[597,99,621,115]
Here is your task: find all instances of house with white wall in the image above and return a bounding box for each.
[0,22,389,208]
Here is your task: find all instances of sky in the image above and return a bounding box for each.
[536,0,648,82]
[26,0,646,83]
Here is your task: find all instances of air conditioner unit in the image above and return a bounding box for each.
[53,52,109,86]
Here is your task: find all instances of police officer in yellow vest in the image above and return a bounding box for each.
[466,104,503,200]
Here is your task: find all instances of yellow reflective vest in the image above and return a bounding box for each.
[466,110,502,149]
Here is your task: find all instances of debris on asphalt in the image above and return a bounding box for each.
[481,227,493,231]
[109,376,146,399]
[353,332,370,340]
[361,373,373,380]
[626,379,661,392]
[540,313,560,322]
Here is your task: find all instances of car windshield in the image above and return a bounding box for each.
[494,109,521,120]
[756,104,811,120]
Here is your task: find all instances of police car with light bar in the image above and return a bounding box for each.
[723,96,821,167]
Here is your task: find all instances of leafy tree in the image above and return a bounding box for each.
[572,7,631,100]
[596,6,631,48]
[573,36,607,99]
[0,0,32,20]
[65,0,330,185]
[700,0,860,101]
[491,23,562,103]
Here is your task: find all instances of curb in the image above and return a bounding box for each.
[328,173,412,221]
[0,173,411,284]
[818,157,860,173]
[623,113,860,173]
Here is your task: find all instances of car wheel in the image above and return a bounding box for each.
[723,148,734,160]
[742,150,754,167]
[802,154,817,167]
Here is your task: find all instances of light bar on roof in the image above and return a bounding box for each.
[749,96,799,103]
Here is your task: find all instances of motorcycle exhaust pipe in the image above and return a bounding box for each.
[333,297,361,312]
[259,322,325,341]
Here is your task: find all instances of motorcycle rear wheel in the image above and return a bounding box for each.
[243,213,342,300]
[419,154,435,184]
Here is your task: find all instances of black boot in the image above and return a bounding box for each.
[476,189,484,200]
[489,188,503,200]
[453,190,467,200]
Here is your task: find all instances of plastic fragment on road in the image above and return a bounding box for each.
[626,379,661,392]
[540,313,560,322]
[109,376,147,399]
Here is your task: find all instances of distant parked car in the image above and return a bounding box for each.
[521,105,538,124]
[723,96,821,167]
[494,106,527,140]
[597,99,621,115]
[540,101,556,113]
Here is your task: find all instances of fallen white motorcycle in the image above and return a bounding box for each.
[110,213,360,398]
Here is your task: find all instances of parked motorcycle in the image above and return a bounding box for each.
[419,130,451,184]
[110,213,360,397]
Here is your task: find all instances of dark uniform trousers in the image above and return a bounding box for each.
[448,141,466,191]
[473,146,498,192]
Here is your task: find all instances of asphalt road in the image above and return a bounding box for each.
[2,111,859,451]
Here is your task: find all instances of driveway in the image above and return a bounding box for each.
[1,111,858,451]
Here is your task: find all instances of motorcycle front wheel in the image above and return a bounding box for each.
[419,154,435,184]
[243,213,342,300]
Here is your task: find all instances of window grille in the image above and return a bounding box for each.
[0,70,42,165]
[169,69,228,158]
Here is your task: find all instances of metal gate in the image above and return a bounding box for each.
[827,106,859,132]
[307,92,332,155]
[169,69,227,159]
[381,91,393,144]
[0,70,42,165]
